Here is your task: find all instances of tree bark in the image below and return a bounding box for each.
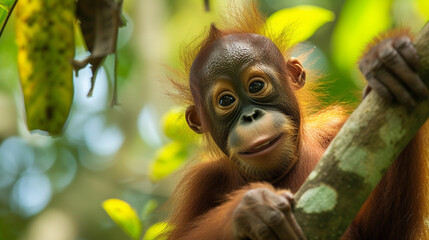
[294,22,429,239]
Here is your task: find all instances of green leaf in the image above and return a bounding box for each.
[331,0,393,73]
[141,200,159,219]
[265,5,335,47]
[0,0,17,37]
[149,142,189,182]
[103,199,142,240]
[16,0,75,135]
[142,222,173,240]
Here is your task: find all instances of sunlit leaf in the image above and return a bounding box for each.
[102,199,142,240]
[15,0,75,135]
[265,5,335,47]
[0,0,16,37]
[163,107,199,143]
[142,222,174,240]
[416,0,429,19]
[331,0,393,73]
[149,142,189,182]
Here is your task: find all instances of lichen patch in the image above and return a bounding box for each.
[297,184,337,213]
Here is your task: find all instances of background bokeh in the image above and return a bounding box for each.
[0,0,427,239]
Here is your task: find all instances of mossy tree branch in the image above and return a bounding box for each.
[294,22,429,239]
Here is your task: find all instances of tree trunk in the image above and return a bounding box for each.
[293,22,429,239]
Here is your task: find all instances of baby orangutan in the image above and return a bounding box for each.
[166,6,429,240]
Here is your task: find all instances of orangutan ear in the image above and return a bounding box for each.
[287,57,306,89]
[185,105,204,134]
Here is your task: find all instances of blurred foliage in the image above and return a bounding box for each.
[149,142,190,182]
[103,199,142,240]
[265,5,335,47]
[149,108,200,181]
[0,0,427,239]
[164,0,227,67]
[417,0,429,18]
[331,0,392,75]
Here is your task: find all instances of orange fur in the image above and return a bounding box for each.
[359,28,412,63]
[166,2,429,240]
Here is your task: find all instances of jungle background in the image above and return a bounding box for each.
[0,0,427,239]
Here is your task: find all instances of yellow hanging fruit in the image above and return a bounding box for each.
[15,0,75,135]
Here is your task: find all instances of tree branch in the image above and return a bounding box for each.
[294,22,429,239]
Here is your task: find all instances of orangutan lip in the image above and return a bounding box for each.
[239,133,283,156]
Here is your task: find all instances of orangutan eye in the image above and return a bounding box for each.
[249,80,265,93]
[219,95,236,106]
